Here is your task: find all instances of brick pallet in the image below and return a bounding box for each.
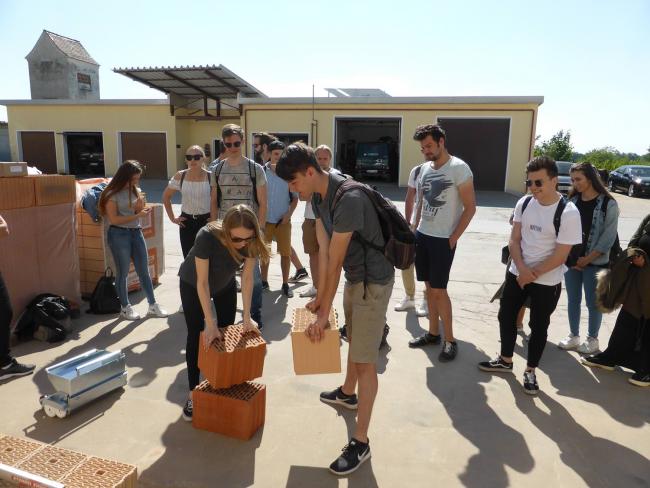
[291,308,341,375]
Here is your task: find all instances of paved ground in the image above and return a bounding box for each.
[1,183,649,488]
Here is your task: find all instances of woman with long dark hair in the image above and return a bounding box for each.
[177,204,270,420]
[98,160,168,320]
[558,162,619,354]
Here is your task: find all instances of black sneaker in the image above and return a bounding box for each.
[523,370,539,395]
[379,324,390,349]
[329,438,371,476]
[478,355,514,373]
[320,386,358,410]
[339,325,348,342]
[628,371,650,387]
[281,283,294,298]
[0,358,35,380]
[439,341,458,362]
[408,332,441,348]
[261,281,270,291]
[288,268,309,283]
[581,355,615,371]
[182,398,193,421]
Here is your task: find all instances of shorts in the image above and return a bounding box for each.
[414,231,456,289]
[264,221,291,257]
[343,279,393,364]
[302,218,319,254]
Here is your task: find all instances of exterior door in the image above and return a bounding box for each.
[120,132,167,179]
[20,131,57,174]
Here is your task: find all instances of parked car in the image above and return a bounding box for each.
[556,161,573,194]
[354,142,390,181]
[608,165,650,198]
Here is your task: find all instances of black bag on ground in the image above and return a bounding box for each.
[88,268,121,314]
[14,293,72,342]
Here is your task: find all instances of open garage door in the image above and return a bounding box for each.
[120,132,167,179]
[20,131,57,174]
[335,118,400,183]
[65,132,104,177]
[437,118,510,191]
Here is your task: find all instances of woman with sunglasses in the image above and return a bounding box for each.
[98,160,169,321]
[177,204,270,421]
[558,162,619,354]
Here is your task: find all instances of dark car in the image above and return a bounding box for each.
[556,161,573,194]
[354,142,390,181]
[608,165,650,198]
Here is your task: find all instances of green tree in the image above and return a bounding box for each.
[534,130,573,161]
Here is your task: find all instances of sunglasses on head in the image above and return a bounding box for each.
[224,141,242,148]
[525,179,545,188]
[185,154,202,161]
[230,234,255,243]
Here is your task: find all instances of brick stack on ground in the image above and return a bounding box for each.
[291,307,341,375]
[194,325,267,440]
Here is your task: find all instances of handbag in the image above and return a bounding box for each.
[88,268,121,314]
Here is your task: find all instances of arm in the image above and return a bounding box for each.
[629,215,650,248]
[532,243,574,276]
[240,257,258,332]
[195,257,222,349]
[449,179,477,248]
[281,194,298,225]
[104,199,149,226]
[210,186,219,222]
[0,214,8,238]
[162,179,186,227]
[509,222,538,288]
[256,184,267,229]
[404,186,416,229]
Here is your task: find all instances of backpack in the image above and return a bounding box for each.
[211,158,259,208]
[14,294,71,342]
[88,268,121,314]
[331,178,415,270]
[80,182,108,223]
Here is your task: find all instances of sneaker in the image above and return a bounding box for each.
[415,300,428,317]
[379,324,390,349]
[281,283,294,298]
[339,325,348,342]
[320,386,358,410]
[577,337,599,355]
[394,296,415,311]
[182,398,193,421]
[261,281,270,291]
[523,370,539,395]
[558,334,581,350]
[147,303,169,318]
[581,354,615,371]
[628,371,650,387]
[0,358,35,380]
[439,341,458,362]
[299,286,317,298]
[478,355,514,373]
[288,268,309,283]
[178,304,184,314]
[408,332,441,348]
[120,305,140,321]
[329,438,371,476]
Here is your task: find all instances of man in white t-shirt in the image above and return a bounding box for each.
[409,125,476,362]
[479,156,582,395]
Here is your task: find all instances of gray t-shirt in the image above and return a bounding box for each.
[109,188,140,228]
[210,158,267,219]
[312,172,394,285]
[178,227,244,295]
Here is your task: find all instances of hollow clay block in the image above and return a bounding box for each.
[15,445,87,482]
[291,308,341,375]
[62,456,137,488]
[198,325,266,388]
[192,381,266,440]
[0,435,45,466]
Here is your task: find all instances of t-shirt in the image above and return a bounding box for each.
[211,158,267,219]
[407,163,425,226]
[178,227,245,295]
[304,167,342,220]
[416,156,473,238]
[264,164,296,224]
[575,197,598,252]
[312,172,394,284]
[509,195,582,286]
[109,188,140,228]
[167,171,211,215]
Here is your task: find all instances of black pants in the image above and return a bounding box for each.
[499,271,561,368]
[600,308,650,373]
[179,213,210,258]
[180,278,237,390]
[0,272,13,367]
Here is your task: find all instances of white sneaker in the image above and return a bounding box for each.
[558,334,581,350]
[147,303,169,318]
[415,300,428,317]
[394,296,415,311]
[120,305,140,321]
[178,304,184,314]
[300,286,317,298]
[577,337,599,354]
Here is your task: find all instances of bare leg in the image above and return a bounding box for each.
[309,252,319,288]
[261,259,269,282]
[281,256,290,284]
[431,288,453,341]
[353,362,378,443]
[516,307,526,328]
[290,247,304,271]
[425,283,441,335]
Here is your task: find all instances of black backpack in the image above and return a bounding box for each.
[331,178,415,270]
[14,293,71,342]
[88,268,121,314]
[211,158,259,207]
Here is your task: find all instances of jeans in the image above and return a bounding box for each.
[564,266,603,338]
[251,259,263,327]
[0,272,13,366]
[107,226,155,307]
[179,213,210,258]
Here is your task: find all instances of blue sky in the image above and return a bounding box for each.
[1,0,648,154]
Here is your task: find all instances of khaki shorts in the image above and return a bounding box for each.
[343,278,394,364]
[264,222,291,257]
[302,219,319,254]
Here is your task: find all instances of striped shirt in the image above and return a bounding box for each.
[168,170,211,215]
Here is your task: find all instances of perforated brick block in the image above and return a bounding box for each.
[198,325,266,389]
[291,308,341,375]
[15,445,88,482]
[0,435,44,466]
[62,456,137,488]
[192,381,266,440]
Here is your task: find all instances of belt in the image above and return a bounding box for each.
[109,225,141,231]
[181,212,210,220]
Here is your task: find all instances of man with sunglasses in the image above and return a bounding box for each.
[479,156,582,395]
[210,124,267,329]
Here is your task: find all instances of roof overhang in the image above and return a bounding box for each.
[0,99,168,106]
[238,95,544,106]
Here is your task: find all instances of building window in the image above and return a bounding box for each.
[77,73,91,90]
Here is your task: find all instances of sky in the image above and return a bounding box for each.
[0,0,648,154]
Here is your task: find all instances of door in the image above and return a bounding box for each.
[20,131,57,174]
[120,132,167,179]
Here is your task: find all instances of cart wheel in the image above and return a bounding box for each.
[55,409,68,419]
[43,405,58,418]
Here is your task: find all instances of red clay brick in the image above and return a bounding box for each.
[198,325,266,388]
[0,435,44,466]
[62,456,137,488]
[192,380,266,440]
[15,445,87,481]
[291,308,341,375]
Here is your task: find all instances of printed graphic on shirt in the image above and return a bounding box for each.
[420,171,454,217]
[218,170,255,217]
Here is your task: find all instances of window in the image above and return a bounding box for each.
[77,73,91,90]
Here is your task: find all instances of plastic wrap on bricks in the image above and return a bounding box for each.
[291,308,341,375]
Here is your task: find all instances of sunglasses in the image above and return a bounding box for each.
[525,179,546,188]
[224,141,242,148]
[230,234,255,243]
[185,154,202,161]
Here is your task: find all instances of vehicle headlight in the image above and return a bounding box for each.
[635,178,642,184]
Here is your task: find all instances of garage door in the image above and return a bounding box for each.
[437,118,510,191]
[120,132,167,179]
[20,131,57,174]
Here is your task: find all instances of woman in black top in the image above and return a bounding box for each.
[177,204,270,420]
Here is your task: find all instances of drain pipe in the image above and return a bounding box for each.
[310,84,318,146]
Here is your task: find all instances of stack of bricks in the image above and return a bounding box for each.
[0,434,137,487]
[194,325,267,440]
[291,307,341,375]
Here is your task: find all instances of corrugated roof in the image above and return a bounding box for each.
[44,30,98,65]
